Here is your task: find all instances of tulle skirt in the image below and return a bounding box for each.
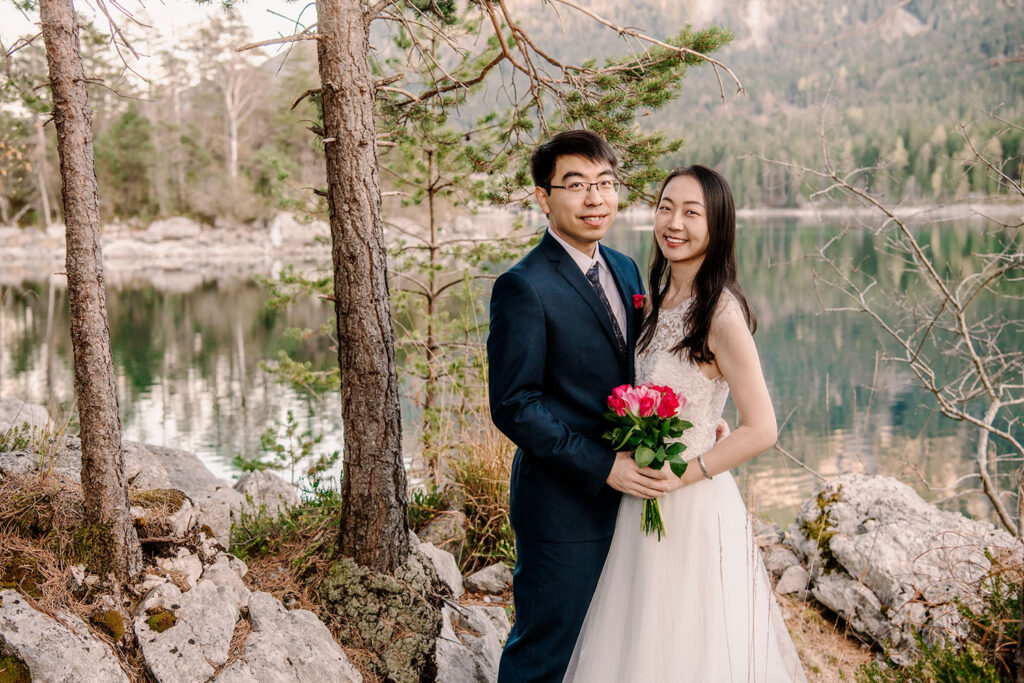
[564,472,806,682]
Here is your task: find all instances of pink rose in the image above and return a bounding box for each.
[623,390,641,416]
[607,395,627,417]
[656,392,679,418]
[638,395,656,417]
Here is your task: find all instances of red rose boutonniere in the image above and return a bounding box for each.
[632,294,645,310]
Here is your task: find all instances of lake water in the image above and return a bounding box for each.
[1,214,1020,523]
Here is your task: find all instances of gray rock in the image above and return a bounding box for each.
[775,565,810,596]
[156,548,204,589]
[136,574,248,682]
[202,553,251,604]
[234,470,299,516]
[418,509,468,559]
[762,545,801,579]
[0,589,130,682]
[434,603,510,682]
[131,493,197,541]
[147,217,202,240]
[0,397,50,434]
[464,563,513,595]
[267,212,329,247]
[216,592,362,683]
[419,542,464,598]
[789,473,1021,663]
[123,442,246,546]
[753,518,784,547]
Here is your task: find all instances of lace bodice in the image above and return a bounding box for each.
[635,299,729,456]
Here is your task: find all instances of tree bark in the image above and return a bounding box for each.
[33,117,53,226]
[39,0,142,580]
[316,0,409,573]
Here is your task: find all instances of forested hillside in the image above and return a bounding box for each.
[510,0,1024,206]
[1,0,1020,223]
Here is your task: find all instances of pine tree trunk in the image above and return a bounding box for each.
[39,0,142,580]
[33,117,53,226]
[316,0,409,573]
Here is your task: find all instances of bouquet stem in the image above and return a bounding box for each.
[641,498,666,540]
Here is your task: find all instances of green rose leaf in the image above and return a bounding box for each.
[666,442,686,456]
[668,451,688,477]
[635,445,656,468]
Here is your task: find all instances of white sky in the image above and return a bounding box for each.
[1,1,311,66]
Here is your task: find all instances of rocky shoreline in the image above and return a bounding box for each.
[2,396,1021,681]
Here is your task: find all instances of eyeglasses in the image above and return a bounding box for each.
[546,180,620,196]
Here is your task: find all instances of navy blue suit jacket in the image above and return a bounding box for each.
[488,231,645,542]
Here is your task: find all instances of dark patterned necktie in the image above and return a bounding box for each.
[586,263,626,355]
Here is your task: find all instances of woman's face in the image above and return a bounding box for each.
[654,174,710,267]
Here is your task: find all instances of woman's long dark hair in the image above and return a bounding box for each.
[636,165,756,364]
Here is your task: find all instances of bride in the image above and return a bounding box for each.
[564,166,806,682]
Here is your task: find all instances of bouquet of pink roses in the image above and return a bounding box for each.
[603,384,691,540]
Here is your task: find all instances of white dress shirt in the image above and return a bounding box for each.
[547,229,628,336]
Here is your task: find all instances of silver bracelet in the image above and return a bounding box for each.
[697,455,712,480]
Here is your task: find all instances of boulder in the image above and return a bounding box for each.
[234,470,299,516]
[0,589,130,682]
[123,442,246,546]
[761,545,801,580]
[156,548,204,590]
[464,563,513,595]
[268,212,329,247]
[434,603,511,682]
[216,592,362,683]
[418,542,464,598]
[775,565,810,596]
[146,217,202,240]
[752,519,785,547]
[418,510,468,559]
[135,566,250,683]
[789,473,1021,663]
[130,489,197,540]
[0,397,50,434]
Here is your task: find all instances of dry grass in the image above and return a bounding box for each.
[778,592,875,681]
[0,473,88,613]
[446,417,516,574]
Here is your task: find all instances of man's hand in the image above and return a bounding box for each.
[605,451,675,499]
[715,418,731,442]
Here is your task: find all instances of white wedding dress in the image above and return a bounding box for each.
[564,300,806,682]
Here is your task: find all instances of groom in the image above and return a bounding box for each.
[488,130,676,681]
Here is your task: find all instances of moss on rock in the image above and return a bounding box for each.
[0,653,31,683]
[92,609,126,641]
[801,486,843,574]
[318,549,444,683]
[0,554,45,598]
[145,607,177,633]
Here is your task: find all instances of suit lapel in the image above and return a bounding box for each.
[542,233,626,358]
[601,245,638,348]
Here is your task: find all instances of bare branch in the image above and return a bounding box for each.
[238,31,320,52]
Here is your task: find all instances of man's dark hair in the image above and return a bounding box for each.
[530,130,618,188]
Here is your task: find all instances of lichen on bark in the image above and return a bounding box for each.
[318,549,444,682]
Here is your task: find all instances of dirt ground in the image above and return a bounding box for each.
[778,592,876,681]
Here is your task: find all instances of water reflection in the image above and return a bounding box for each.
[0,216,1019,522]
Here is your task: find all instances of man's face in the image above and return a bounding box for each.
[535,154,618,257]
